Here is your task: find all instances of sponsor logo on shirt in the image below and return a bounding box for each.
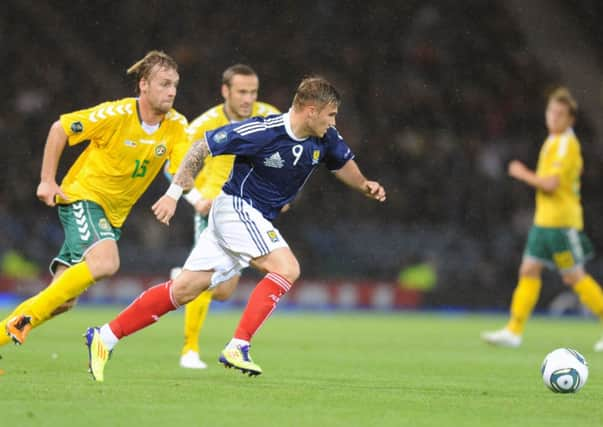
[70,121,83,133]
[264,152,285,168]
[124,140,137,148]
[139,139,156,145]
[213,130,228,144]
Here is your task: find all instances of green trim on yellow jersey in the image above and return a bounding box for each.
[185,101,280,200]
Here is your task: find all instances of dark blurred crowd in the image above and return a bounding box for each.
[2,0,602,308]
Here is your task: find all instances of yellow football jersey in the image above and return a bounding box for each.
[58,98,189,227]
[534,128,583,229]
[186,101,280,199]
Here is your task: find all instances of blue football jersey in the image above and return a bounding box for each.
[206,112,355,221]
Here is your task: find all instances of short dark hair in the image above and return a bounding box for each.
[548,86,578,117]
[292,76,341,109]
[222,64,257,86]
[127,50,178,94]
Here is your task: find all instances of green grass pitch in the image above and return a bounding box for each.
[0,307,602,427]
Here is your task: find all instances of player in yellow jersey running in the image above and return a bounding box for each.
[167,64,280,369]
[482,87,603,351]
[1,51,189,347]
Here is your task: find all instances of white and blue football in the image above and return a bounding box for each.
[541,348,588,393]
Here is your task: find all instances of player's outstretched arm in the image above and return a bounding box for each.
[508,160,559,193]
[152,139,210,226]
[163,161,212,215]
[332,159,386,202]
[173,138,210,190]
[37,120,69,207]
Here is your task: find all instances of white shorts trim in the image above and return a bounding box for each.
[183,192,289,278]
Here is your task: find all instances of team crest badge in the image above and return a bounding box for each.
[266,230,279,243]
[213,130,228,144]
[98,218,111,231]
[70,121,83,133]
[312,150,321,165]
[154,143,167,157]
[553,251,575,270]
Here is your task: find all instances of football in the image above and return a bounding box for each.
[541,348,588,393]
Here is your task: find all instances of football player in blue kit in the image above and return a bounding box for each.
[85,76,386,381]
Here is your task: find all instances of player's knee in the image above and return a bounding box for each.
[172,283,197,305]
[172,271,212,305]
[253,248,300,284]
[94,256,120,278]
[562,276,575,287]
[519,262,541,278]
[108,256,120,276]
[86,247,120,278]
[212,287,231,301]
[562,269,584,287]
[275,260,300,285]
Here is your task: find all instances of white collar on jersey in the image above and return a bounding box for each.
[283,110,308,142]
[548,127,575,140]
[141,121,160,135]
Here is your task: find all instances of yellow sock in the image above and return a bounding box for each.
[506,276,541,335]
[573,275,603,319]
[0,319,11,346]
[27,262,95,326]
[182,290,213,354]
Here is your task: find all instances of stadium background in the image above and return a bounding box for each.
[2,0,603,312]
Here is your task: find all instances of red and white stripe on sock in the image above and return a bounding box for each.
[234,272,292,341]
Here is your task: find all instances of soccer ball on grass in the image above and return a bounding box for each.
[541,348,588,393]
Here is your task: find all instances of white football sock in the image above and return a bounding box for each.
[227,338,250,349]
[99,324,120,351]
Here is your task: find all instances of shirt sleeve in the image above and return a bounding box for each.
[323,127,355,171]
[255,102,281,116]
[167,123,192,175]
[59,100,124,147]
[206,119,269,157]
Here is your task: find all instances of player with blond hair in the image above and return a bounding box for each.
[85,76,386,381]
[169,64,280,369]
[2,50,189,347]
[482,87,603,350]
